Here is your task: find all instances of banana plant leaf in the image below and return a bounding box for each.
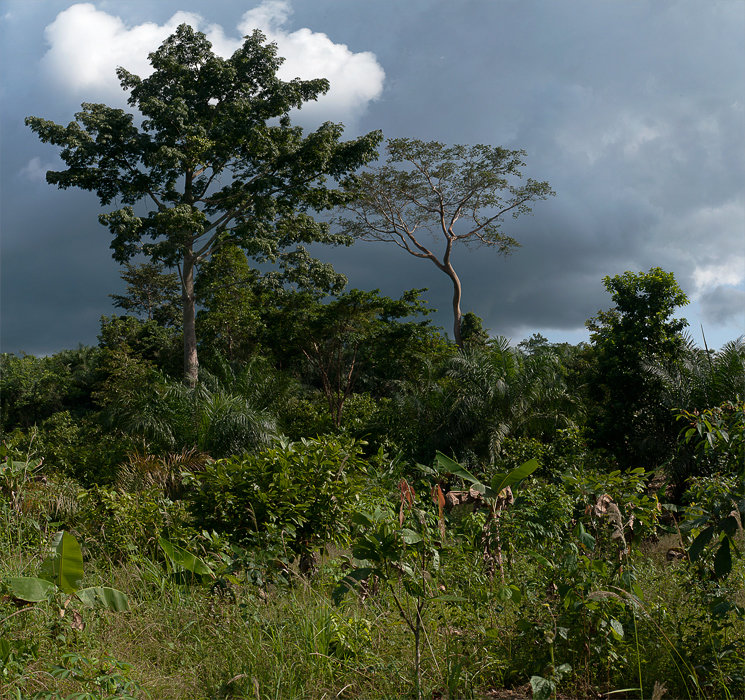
[434,452,484,491]
[434,452,539,499]
[159,537,215,578]
[489,458,540,495]
[39,531,84,594]
[6,576,56,602]
[76,586,130,611]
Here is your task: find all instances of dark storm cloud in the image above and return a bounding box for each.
[700,287,745,327]
[343,0,745,343]
[1,0,743,354]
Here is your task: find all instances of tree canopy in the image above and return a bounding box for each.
[26,24,382,385]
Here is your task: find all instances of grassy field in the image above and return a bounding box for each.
[2,461,743,700]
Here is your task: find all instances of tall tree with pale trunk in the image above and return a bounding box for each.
[337,138,554,347]
[27,24,382,386]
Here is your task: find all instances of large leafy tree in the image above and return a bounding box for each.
[26,24,382,385]
[337,138,554,346]
[586,267,689,468]
[195,242,350,366]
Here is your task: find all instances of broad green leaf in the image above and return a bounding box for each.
[76,586,129,612]
[720,515,740,537]
[490,459,540,494]
[688,526,715,562]
[352,541,383,563]
[7,577,56,602]
[400,528,422,545]
[530,552,553,569]
[434,452,484,490]
[496,585,513,602]
[158,537,214,578]
[403,577,425,598]
[39,531,84,594]
[575,522,595,551]
[530,675,555,700]
[713,537,732,579]
[332,567,374,605]
[397,562,416,579]
[507,584,522,604]
[351,511,375,528]
[609,618,624,640]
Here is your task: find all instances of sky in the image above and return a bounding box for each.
[1,0,744,354]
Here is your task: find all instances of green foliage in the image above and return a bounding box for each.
[650,336,745,415]
[334,486,451,699]
[460,312,490,348]
[0,354,69,431]
[588,267,689,353]
[39,531,85,594]
[276,393,335,441]
[98,315,180,374]
[443,341,580,465]
[0,348,103,432]
[435,451,539,501]
[195,245,264,364]
[0,637,39,688]
[677,400,745,472]
[4,530,129,612]
[563,467,663,547]
[502,480,577,551]
[95,365,277,458]
[282,287,436,427]
[23,652,145,699]
[673,401,745,580]
[0,453,44,515]
[530,662,572,700]
[183,436,370,559]
[586,267,689,469]
[75,485,193,561]
[158,536,215,582]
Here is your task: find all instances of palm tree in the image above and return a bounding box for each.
[649,335,745,411]
[443,339,580,465]
[100,359,279,458]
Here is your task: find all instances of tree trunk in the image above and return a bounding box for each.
[182,253,199,387]
[446,265,463,348]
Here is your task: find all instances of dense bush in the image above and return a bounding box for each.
[183,436,372,561]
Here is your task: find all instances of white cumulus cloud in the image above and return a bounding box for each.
[237,2,385,124]
[692,258,745,292]
[39,2,384,126]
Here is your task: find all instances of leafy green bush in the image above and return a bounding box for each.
[277,393,334,440]
[75,486,194,560]
[502,480,576,552]
[676,400,745,475]
[183,436,370,562]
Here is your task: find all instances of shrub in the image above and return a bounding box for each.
[183,436,370,563]
[75,485,194,560]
